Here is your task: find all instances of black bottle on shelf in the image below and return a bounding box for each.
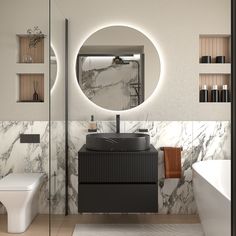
[221,85,230,102]
[201,56,211,63]
[211,85,220,102]
[216,56,226,63]
[199,85,208,102]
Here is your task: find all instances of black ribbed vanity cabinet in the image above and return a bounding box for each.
[78,144,158,213]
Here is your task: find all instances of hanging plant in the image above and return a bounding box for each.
[27,26,45,48]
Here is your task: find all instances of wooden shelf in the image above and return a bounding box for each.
[199,35,231,63]
[18,74,44,103]
[17,35,44,63]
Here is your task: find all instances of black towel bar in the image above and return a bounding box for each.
[160,147,183,151]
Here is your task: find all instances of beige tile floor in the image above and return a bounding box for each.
[0,214,200,236]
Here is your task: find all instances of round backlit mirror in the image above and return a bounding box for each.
[76,26,161,111]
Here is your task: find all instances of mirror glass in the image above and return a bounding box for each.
[76,26,161,111]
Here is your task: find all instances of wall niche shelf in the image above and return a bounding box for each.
[199,35,231,63]
[17,73,44,103]
[17,34,44,63]
[199,74,230,103]
[199,34,231,103]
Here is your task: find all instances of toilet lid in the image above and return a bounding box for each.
[0,173,45,191]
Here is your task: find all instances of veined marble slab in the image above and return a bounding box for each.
[0,121,230,215]
[0,121,49,214]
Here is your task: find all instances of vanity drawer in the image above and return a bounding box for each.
[78,184,158,213]
[78,146,158,183]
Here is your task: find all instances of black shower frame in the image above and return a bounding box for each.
[231,0,236,235]
[65,19,69,216]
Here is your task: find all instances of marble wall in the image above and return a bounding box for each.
[0,120,230,215]
[0,121,49,213]
[0,121,65,214]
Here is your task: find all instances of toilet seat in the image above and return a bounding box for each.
[0,173,44,191]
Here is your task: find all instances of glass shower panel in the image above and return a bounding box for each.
[0,0,50,235]
[50,0,67,234]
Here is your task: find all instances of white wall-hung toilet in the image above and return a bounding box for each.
[0,173,45,233]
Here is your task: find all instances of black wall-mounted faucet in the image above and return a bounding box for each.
[116,114,120,133]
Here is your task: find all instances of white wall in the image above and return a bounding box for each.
[54,0,230,121]
[0,0,231,121]
[0,0,49,121]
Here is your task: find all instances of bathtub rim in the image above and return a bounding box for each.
[192,160,231,201]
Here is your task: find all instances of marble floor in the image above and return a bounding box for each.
[0,214,201,236]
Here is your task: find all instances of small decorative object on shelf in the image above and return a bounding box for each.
[211,85,220,102]
[221,85,230,102]
[23,55,33,63]
[216,56,226,63]
[201,56,211,63]
[27,26,45,48]
[33,80,39,101]
[199,85,208,102]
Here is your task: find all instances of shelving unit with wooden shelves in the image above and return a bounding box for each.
[15,31,46,103]
[199,34,231,103]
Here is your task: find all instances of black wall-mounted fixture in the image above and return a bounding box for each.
[138,128,149,132]
[20,134,40,143]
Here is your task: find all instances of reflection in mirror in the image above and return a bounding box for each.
[50,46,57,90]
[77,53,144,110]
[76,26,161,111]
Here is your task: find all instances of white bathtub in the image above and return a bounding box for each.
[192,160,231,236]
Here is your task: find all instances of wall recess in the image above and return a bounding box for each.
[17,34,44,63]
[17,73,44,103]
[199,35,231,63]
[199,35,231,103]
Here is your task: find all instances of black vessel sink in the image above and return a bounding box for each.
[86,133,150,151]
